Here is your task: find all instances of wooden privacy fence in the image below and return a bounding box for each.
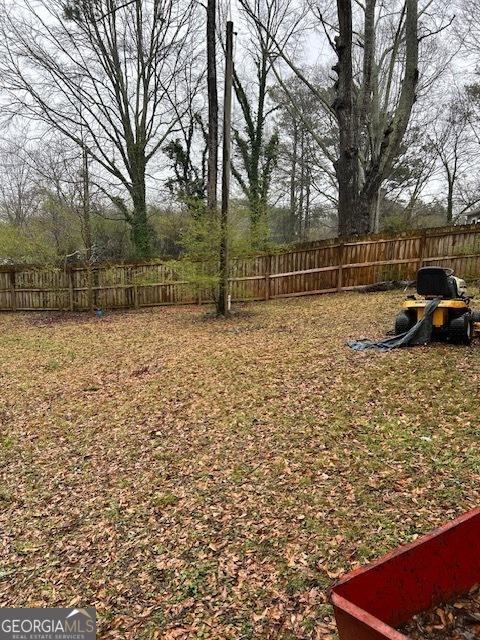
[2,223,480,312]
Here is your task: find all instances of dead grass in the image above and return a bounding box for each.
[1,291,480,639]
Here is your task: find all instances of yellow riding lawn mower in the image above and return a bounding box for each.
[395,266,480,345]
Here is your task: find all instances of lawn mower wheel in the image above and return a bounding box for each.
[394,312,414,335]
[447,312,473,345]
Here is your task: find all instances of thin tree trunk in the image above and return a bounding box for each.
[447,178,454,224]
[83,150,92,262]
[249,55,268,247]
[217,21,234,317]
[305,160,311,239]
[290,122,298,241]
[298,129,305,239]
[371,188,381,233]
[207,0,218,215]
[82,145,94,311]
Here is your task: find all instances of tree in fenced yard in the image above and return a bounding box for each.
[271,73,338,242]
[0,135,43,229]
[171,214,222,304]
[164,128,208,212]
[328,0,453,234]
[0,0,199,259]
[231,0,291,251]
[163,52,210,215]
[161,0,230,312]
[170,202,254,308]
[429,90,480,224]
[240,0,455,237]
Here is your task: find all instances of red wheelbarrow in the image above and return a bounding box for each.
[330,508,480,640]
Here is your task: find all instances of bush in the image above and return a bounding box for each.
[0,223,55,264]
[170,206,255,303]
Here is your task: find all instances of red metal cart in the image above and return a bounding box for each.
[330,508,480,640]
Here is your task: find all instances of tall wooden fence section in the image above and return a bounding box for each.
[2,224,480,312]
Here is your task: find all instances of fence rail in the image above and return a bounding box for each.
[2,223,480,312]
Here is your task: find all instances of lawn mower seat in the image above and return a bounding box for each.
[416,267,458,298]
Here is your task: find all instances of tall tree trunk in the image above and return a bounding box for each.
[305,160,311,239]
[249,56,268,248]
[289,122,298,241]
[333,0,418,236]
[217,21,234,317]
[356,185,384,234]
[251,205,268,249]
[298,129,305,239]
[360,0,418,209]
[447,177,454,224]
[82,145,94,311]
[207,0,218,215]
[334,0,366,236]
[131,172,151,259]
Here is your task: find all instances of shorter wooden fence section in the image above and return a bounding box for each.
[1,224,480,312]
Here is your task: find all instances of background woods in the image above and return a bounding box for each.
[0,0,479,292]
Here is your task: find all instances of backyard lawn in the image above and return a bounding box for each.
[1,290,479,639]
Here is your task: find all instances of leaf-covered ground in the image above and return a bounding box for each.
[1,291,479,639]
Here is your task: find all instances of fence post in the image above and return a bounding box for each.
[68,268,75,312]
[337,243,344,292]
[87,264,94,312]
[265,254,272,300]
[10,270,16,312]
[134,284,139,309]
[417,230,427,271]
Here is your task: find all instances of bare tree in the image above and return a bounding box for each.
[0,0,197,257]
[241,0,456,236]
[163,63,208,210]
[26,140,97,257]
[430,93,477,223]
[231,0,292,248]
[330,0,420,234]
[0,135,41,227]
[271,73,337,240]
